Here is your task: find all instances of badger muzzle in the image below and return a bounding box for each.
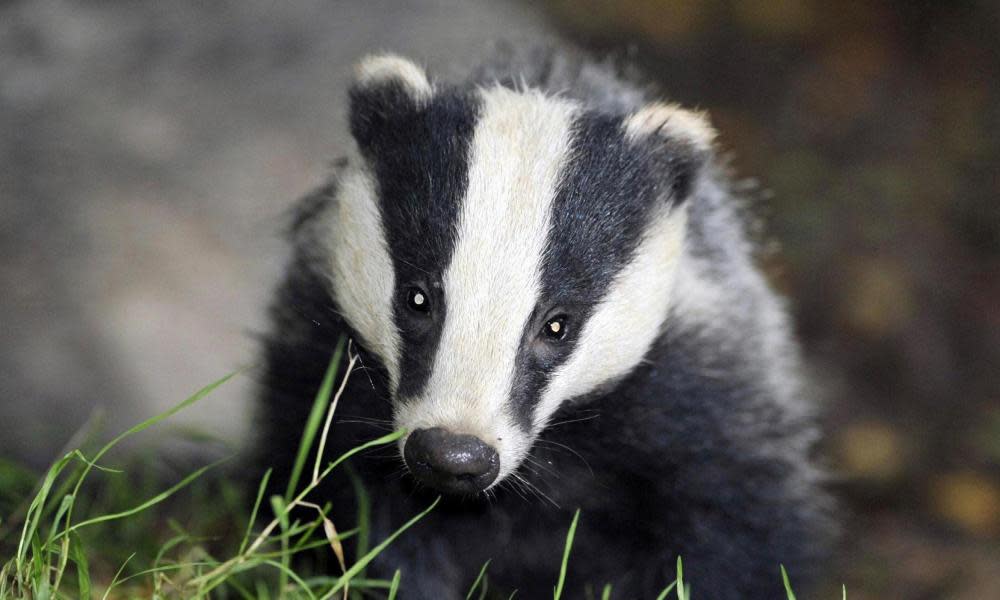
[403,427,500,495]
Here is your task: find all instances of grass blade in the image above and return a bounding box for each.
[259,558,317,600]
[68,532,91,600]
[15,452,75,570]
[89,372,237,470]
[56,459,224,540]
[553,509,580,600]
[44,494,74,548]
[387,570,401,600]
[346,465,370,579]
[60,372,238,556]
[676,557,686,600]
[654,581,677,600]
[320,496,440,599]
[323,430,405,476]
[780,565,797,600]
[239,468,272,555]
[269,495,292,595]
[466,559,491,600]
[152,532,191,569]
[285,338,346,501]
[101,552,135,600]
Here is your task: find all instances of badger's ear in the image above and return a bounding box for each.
[349,54,433,152]
[624,103,716,201]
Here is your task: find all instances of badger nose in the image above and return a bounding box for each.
[403,427,499,495]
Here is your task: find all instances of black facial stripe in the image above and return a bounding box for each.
[355,88,479,399]
[510,111,668,426]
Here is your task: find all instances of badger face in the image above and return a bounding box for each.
[326,55,714,496]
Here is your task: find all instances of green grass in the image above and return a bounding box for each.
[0,340,834,599]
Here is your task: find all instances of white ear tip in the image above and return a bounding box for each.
[354,53,433,99]
[625,103,716,152]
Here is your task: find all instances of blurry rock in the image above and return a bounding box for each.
[930,471,1000,538]
[837,420,907,483]
[842,257,915,339]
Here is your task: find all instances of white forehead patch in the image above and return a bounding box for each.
[326,164,401,389]
[535,204,689,432]
[394,86,578,481]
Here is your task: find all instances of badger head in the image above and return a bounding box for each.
[325,54,715,496]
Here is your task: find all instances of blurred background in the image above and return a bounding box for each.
[1,0,997,597]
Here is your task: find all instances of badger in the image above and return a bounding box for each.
[256,49,832,599]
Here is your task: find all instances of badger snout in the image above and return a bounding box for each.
[403,427,500,495]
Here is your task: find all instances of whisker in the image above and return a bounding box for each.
[512,472,560,509]
[352,349,379,392]
[336,415,394,426]
[546,411,601,428]
[387,465,410,482]
[534,439,594,477]
[361,447,403,460]
[523,456,559,480]
[500,477,530,504]
[334,419,393,431]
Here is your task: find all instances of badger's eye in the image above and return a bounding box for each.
[406,287,430,314]
[542,315,568,341]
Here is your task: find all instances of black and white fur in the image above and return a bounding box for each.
[256,50,832,599]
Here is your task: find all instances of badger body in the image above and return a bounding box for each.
[256,51,831,599]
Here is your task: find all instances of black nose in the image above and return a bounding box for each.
[403,428,500,495]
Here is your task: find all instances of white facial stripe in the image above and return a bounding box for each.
[535,204,689,431]
[327,164,401,388]
[394,86,578,481]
